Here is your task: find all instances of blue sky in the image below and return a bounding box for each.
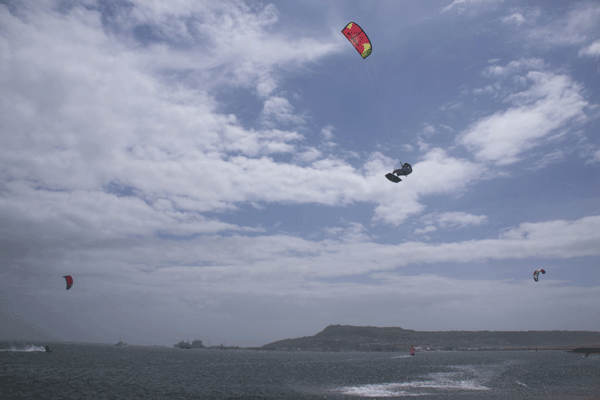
[1,0,599,347]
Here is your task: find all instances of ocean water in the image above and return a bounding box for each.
[1,343,599,399]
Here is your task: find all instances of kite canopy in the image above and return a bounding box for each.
[533,269,545,282]
[342,22,372,59]
[63,275,73,290]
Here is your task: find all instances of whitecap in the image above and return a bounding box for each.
[0,345,46,352]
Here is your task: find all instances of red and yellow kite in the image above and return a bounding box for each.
[341,22,372,59]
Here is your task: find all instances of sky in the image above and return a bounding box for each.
[1,0,599,347]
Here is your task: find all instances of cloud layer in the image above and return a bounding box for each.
[1,0,599,345]
[459,63,590,165]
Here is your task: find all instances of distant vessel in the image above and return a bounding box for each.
[192,339,204,348]
[410,345,415,356]
[45,345,52,353]
[174,340,192,349]
[115,336,127,346]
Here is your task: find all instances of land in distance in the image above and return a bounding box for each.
[260,324,600,352]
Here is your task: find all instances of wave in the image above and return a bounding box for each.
[335,366,492,397]
[0,345,46,352]
[338,383,432,397]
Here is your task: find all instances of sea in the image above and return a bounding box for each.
[1,342,599,399]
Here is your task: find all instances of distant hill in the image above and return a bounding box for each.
[261,325,600,352]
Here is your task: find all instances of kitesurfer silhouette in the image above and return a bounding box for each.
[386,161,412,183]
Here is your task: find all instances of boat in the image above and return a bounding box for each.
[410,345,415,356]
[192,339,205,348]
[174,340,192,349]
[45,345,52,353]
[115,336,127,346]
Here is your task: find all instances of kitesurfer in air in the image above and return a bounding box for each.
[393,162,412,177]
[385,161,412,183]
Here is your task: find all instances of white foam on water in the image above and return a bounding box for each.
[0,345,46,352]
[515,381,528,387]
[402,374,489,390]
[336,365,492,397]
[339,383,430,397]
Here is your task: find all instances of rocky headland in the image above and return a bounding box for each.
[261,324,600,352]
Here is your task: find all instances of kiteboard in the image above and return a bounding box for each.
[385,173,401,183]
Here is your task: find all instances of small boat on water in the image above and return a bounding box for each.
[45,345,52,353]
[410,345,415,356]
[174,340,192,349]
[115,336,127,346]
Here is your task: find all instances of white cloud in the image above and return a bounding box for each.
[458,68,590,165]
[527,149,565,171]
[423,211,488,230]
[0,1,357,227]
[2,1,591,239]
[441,0,505,14]
[402,215,600,269]
[407,148,487,197]
[579,40,600,58]
[414,225,437,235]
[320,125,335,141]
[415,212,487,237]
[8,214,598,295]
[501,13,525,26]
[415,136,431,152]
[295,147,322,164]
[372,148,487,226]
[323,221,371,244]
[259,96,306,127]
[100,0,342,99]
[483,58,545,78]
[499,7,541,28]
[422,124,436,136]
[585,147,600,164]
[18,213,600,284]
[473,85,495,96]
[524,3,600,50]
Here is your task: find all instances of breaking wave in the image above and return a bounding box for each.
[335,365,492,397]
[0,345,46,352]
